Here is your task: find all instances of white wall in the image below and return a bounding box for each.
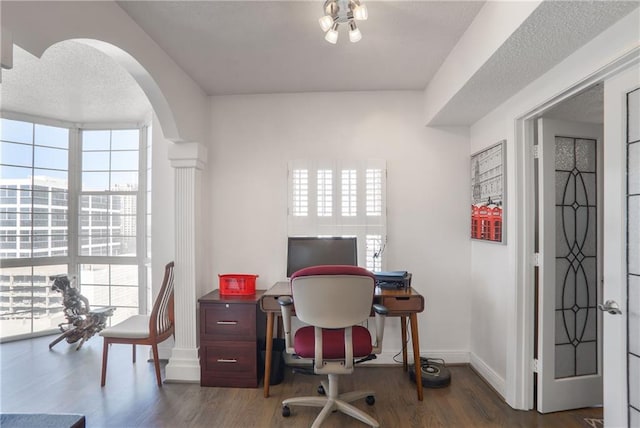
[150,113,176,358]
[208,91,471,362]
[151,113,175,289]
[468,8,640,406]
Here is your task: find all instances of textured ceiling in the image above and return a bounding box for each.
[2,42,150,123]
[429,0,639,125]
[544,84,603,124]
[116,1,484,95]
[0,1,636,125]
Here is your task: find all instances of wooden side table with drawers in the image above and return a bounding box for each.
[199,290,266,388]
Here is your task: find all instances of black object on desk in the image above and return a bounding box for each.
[374,271,412,289]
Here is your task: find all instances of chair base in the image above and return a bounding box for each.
[282,375,379,428]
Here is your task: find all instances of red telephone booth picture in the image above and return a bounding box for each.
[489,205,503,242]
[471,203,503,242]
[471,140,505,243]
[471,205,482,239]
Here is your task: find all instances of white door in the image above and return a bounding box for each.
[602,64,639,428]
[537,117,604,413]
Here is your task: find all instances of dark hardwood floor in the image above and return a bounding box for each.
[1,335,602,427]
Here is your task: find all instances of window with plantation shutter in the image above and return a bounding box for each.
[291,169,308,217]
[317,169,332,217]
[341,169,357,217]
[366,168,383,216]
[288,159,386,271]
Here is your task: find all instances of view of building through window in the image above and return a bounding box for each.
[0,118,148,339]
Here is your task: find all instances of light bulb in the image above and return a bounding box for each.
[325,29,338,44]
[319,15,333,32]
[353,3,368,21]
[325,23,339,44]
[349,22,362,43]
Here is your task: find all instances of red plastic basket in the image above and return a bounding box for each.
[218,274,258,296]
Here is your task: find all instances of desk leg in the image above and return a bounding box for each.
[400,316,408,371]
[263,312,274,398]
[409,313,423,401]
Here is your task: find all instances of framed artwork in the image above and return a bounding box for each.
[470,140,506,244]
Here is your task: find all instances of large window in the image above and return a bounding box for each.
[80,129,139,257]
[78,128,146,325]
[0,116,149,339]
[0,120,69,260]
[288,160,386,272]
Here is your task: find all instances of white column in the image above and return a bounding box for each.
[165,142,207,382]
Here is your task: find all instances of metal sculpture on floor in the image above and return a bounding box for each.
[48,274,115,351]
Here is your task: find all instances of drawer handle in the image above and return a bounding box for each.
[216,321,238,325]
[217,358,238,363]
[395,297,410,301]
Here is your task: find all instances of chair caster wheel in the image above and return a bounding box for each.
[317,385,325,395]
[282,406,291,417]
[366,395,375,405]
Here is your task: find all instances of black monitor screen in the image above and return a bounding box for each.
[286,237,358,277]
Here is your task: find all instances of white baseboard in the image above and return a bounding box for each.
[469,352,506,398]
[164,347,201,383]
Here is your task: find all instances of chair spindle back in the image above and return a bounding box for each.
[150,262,175,341]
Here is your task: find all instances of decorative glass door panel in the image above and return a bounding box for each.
[554,136,598,378]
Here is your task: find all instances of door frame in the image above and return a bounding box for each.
[601,64,639,428]
[510,48,639,411]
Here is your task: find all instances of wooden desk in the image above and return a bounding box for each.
[259,282,425,401]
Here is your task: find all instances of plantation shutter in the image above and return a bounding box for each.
[288,159,386,271]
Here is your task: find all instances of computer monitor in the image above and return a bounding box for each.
[286,236,358,278]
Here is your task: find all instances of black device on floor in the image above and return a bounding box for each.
[409,358,452,388]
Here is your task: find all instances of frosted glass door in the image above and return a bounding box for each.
[537,118,604,413]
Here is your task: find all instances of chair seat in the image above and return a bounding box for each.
[294,326,372,359]
[99,315,150,339]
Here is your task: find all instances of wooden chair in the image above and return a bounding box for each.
[99,262,175,387]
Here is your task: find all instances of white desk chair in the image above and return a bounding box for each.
[278,265,387,428]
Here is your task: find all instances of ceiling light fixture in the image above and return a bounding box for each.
[318,0,368,44]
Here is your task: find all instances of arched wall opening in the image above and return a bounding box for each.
[72,38,179,143]
[0,38,177,347]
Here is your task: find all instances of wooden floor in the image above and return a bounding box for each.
[1,335,602,427]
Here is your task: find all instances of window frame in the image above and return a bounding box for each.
[0,111,150,341]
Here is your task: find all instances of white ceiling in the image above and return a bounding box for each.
[116,1,485,95]
[0,1,637,125]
